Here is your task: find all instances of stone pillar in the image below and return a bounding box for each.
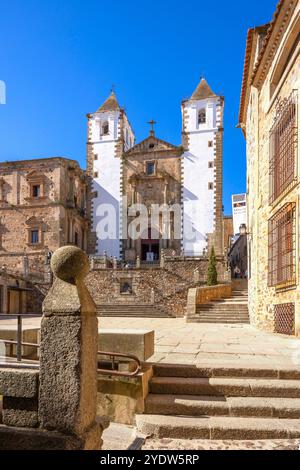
[23,255,29,280]
[193,269,200,284]
[136,256,141,269]
[39,246,102,450]
[160,250,165,268]
[103,251,107,267]
[151,288,155,304]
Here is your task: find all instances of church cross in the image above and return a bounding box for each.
[147,119,157,136]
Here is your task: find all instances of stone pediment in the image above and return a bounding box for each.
[125,135,180,156]
[129,168,172,184]
[26,170,45,182]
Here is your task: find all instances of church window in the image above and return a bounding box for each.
[30,230,39,245]
[208,162,214,168]
[94,155,98,161]
[32,185,41,198]
[102,121,109,135]
[146,161,155,176]
[208,182,214,190]
[94,171,99,178]
[208,141,213,148]
[198,109,206,124]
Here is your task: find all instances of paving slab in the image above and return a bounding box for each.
[0,317,300,370]
[142,438,300,451]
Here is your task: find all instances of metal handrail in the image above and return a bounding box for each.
[0,339,142,378]
[98,350,141,377]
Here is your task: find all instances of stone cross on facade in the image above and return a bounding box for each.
[147,119,157,136]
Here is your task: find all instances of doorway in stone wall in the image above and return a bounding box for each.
[141,227,160,262]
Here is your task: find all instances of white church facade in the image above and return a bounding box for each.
[86,79,224,261]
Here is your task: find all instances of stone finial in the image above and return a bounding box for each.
[51,246,90,283]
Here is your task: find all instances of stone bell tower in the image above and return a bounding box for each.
[181,78,224,257]
[86,92,135,258]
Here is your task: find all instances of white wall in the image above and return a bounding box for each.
[90,110,134,259]
[183,98,219,256]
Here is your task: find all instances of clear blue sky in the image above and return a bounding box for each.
[0,0,278,214]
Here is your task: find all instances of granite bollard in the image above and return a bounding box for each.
[38,246,102,450]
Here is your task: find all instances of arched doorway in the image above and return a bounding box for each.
[141,227,160,262]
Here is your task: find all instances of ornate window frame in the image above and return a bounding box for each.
[26,217,45,247]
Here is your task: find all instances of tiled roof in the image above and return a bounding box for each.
[97,92,120,113]
[190,78,217,100]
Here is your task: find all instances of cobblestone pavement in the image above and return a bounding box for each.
[1,317,300,369]
[142,438,300,451]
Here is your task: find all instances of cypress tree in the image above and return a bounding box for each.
[207,246,218,286]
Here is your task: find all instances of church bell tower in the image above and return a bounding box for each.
[181,78,224,257]
[86,92,135,258]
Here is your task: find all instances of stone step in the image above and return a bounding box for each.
[188,319,250,324]
[194,313,249,318]
[151,364,300,380]
[191,320,250,324]
[136,414,300,440]
[99,313,170,318]
[197,310,249,314]
[195,313,249,317]
[193,317,250,322]
[149,377,300,398]
[198,305,249,311]
[145,394,300,419]
[97,304,172,318]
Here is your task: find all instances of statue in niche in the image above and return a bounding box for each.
[120,281,133,295]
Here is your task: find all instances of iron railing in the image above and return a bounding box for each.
[269,90,298,204]
[0,314,141,377]
[268,202,296,288]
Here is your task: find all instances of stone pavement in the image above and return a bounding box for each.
[101,423,300,451]
[142,438,300,451]
[0,316,300,369]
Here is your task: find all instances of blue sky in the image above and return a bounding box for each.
[0,0,278,214]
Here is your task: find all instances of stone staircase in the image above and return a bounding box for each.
[187,284,250,324]
[136,364,300,440]
[97,304,173,318]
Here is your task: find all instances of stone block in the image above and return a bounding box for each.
[0,424,101,450]
[99,329,154,361]
[3,396,38,428]
[0,369,39,398]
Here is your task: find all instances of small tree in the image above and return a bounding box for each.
[207,247,218,286]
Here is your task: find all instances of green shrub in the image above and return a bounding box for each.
[207,247,218,286]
